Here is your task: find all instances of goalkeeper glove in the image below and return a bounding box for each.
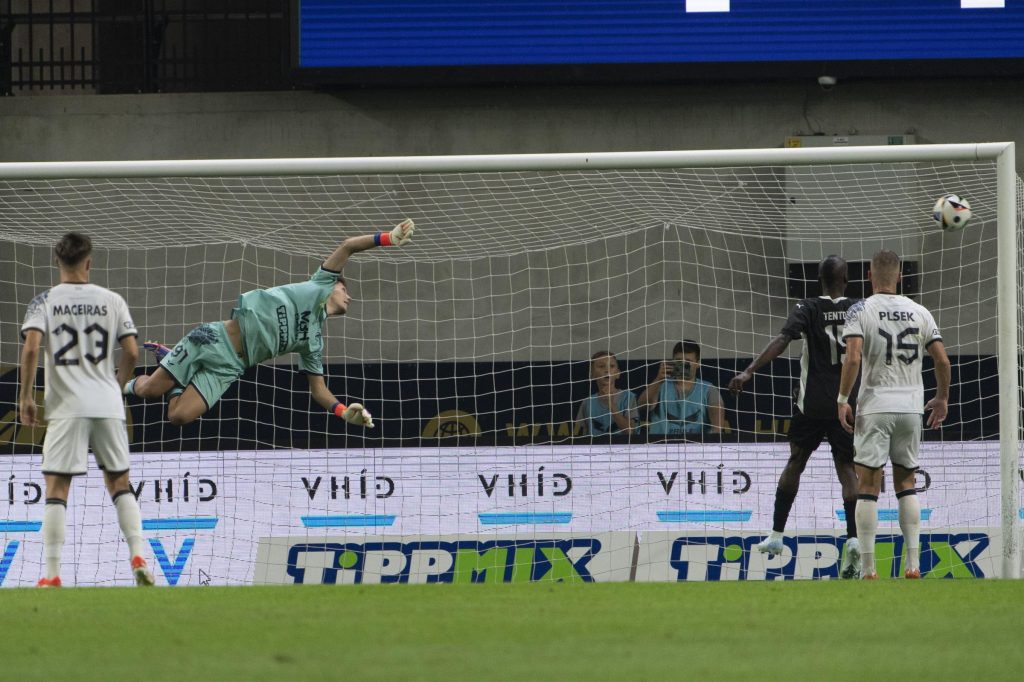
[376,218,415,247]
[332,402,375,428]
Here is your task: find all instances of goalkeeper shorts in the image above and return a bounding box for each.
[159,321,246,409]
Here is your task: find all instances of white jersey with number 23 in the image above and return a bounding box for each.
[842,293,942,416]
[21,283,137,420]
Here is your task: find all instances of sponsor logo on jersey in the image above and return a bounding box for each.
[275,305,289,353]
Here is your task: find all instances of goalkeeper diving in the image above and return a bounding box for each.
[125,220,415,428]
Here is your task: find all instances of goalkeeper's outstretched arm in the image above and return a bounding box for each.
[322,219,415,272]
[306,373,374,428]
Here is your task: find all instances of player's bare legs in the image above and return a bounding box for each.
[854,464,883,578]
[757,443,814,556]
[892,464,921,578]
[103,469,154,585]
[130,366,177,399]
[164,385,208,426]
[129,367,207,426]
[39,474,72,587]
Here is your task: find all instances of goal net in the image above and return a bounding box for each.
[0,145,1020,585]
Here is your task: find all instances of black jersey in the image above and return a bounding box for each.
[780,296,859,420]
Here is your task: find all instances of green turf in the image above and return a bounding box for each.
[3,581,1022,680]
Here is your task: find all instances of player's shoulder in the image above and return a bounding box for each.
[833,296,860,311]
[905,296,931,312]
[310,266,341,285]
[89,282,122,298]
[89,284,132,307]
[790,297,822,317]
[24,289,50,319]
[845,298,868,316]
[28,289,51,308]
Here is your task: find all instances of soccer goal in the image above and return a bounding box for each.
[0,143,1020,585]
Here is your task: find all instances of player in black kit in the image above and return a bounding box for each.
[728,255,862,579]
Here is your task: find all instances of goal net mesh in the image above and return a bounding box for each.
[0,157,1020,585]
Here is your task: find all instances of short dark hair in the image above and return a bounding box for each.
[54,232,92,267]
[672,339,701,360]
[591,350,615,362]
[818,255,848,290]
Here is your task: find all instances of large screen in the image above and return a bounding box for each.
[295,1,1024,81]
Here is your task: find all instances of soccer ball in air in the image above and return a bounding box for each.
[932,194,972,232]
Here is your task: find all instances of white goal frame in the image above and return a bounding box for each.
[1,142,1019,578]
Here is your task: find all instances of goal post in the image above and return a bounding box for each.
[0,143,1019,584]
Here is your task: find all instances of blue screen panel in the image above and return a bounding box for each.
[297,1,1024,68]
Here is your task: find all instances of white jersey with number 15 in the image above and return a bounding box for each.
[842,293,942,416]
[21,283,137,420]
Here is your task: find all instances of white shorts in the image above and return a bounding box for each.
[42,418,131,476]
[853,412,922,470]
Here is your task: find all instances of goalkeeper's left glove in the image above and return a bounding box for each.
[376,218,415,247]
[332,402,375,428]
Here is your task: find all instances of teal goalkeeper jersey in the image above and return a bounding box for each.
[231,267,338,374]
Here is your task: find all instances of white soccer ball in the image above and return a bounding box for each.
[932,194,972,232]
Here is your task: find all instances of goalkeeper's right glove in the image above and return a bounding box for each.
[375,218,415,247]
[332,402,375,428]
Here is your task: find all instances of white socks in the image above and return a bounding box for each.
[898,490,921,572]
[113,491,146,559]
[43,499,66,579]
[855,496,878,575]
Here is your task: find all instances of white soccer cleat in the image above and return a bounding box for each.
[756,536,785,556]
[841,537,862,579]
[132,556,155,587]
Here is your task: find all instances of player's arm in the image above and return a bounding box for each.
[116,335,140,391]
[728,333,791,395]
[837,336,862,433]
[305,373,374,427]
[924,340,951,428]
[18,330,43,426]
[321,219,415,272]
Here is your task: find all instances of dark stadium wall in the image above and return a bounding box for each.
[0,81,1022,170]
[0,355,996,453]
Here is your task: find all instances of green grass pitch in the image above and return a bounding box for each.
[4,581,1022,680]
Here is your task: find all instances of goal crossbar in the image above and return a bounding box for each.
[0,143,1015,179]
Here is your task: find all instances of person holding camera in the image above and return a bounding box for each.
[638,340,724,436]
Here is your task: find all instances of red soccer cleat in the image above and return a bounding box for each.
[131,555,156,587]
[904,568,922,579]
[862,572,879,581]
[37,576,62,588]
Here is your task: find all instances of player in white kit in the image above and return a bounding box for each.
[837,250,950,580]
[19,232,155,587]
